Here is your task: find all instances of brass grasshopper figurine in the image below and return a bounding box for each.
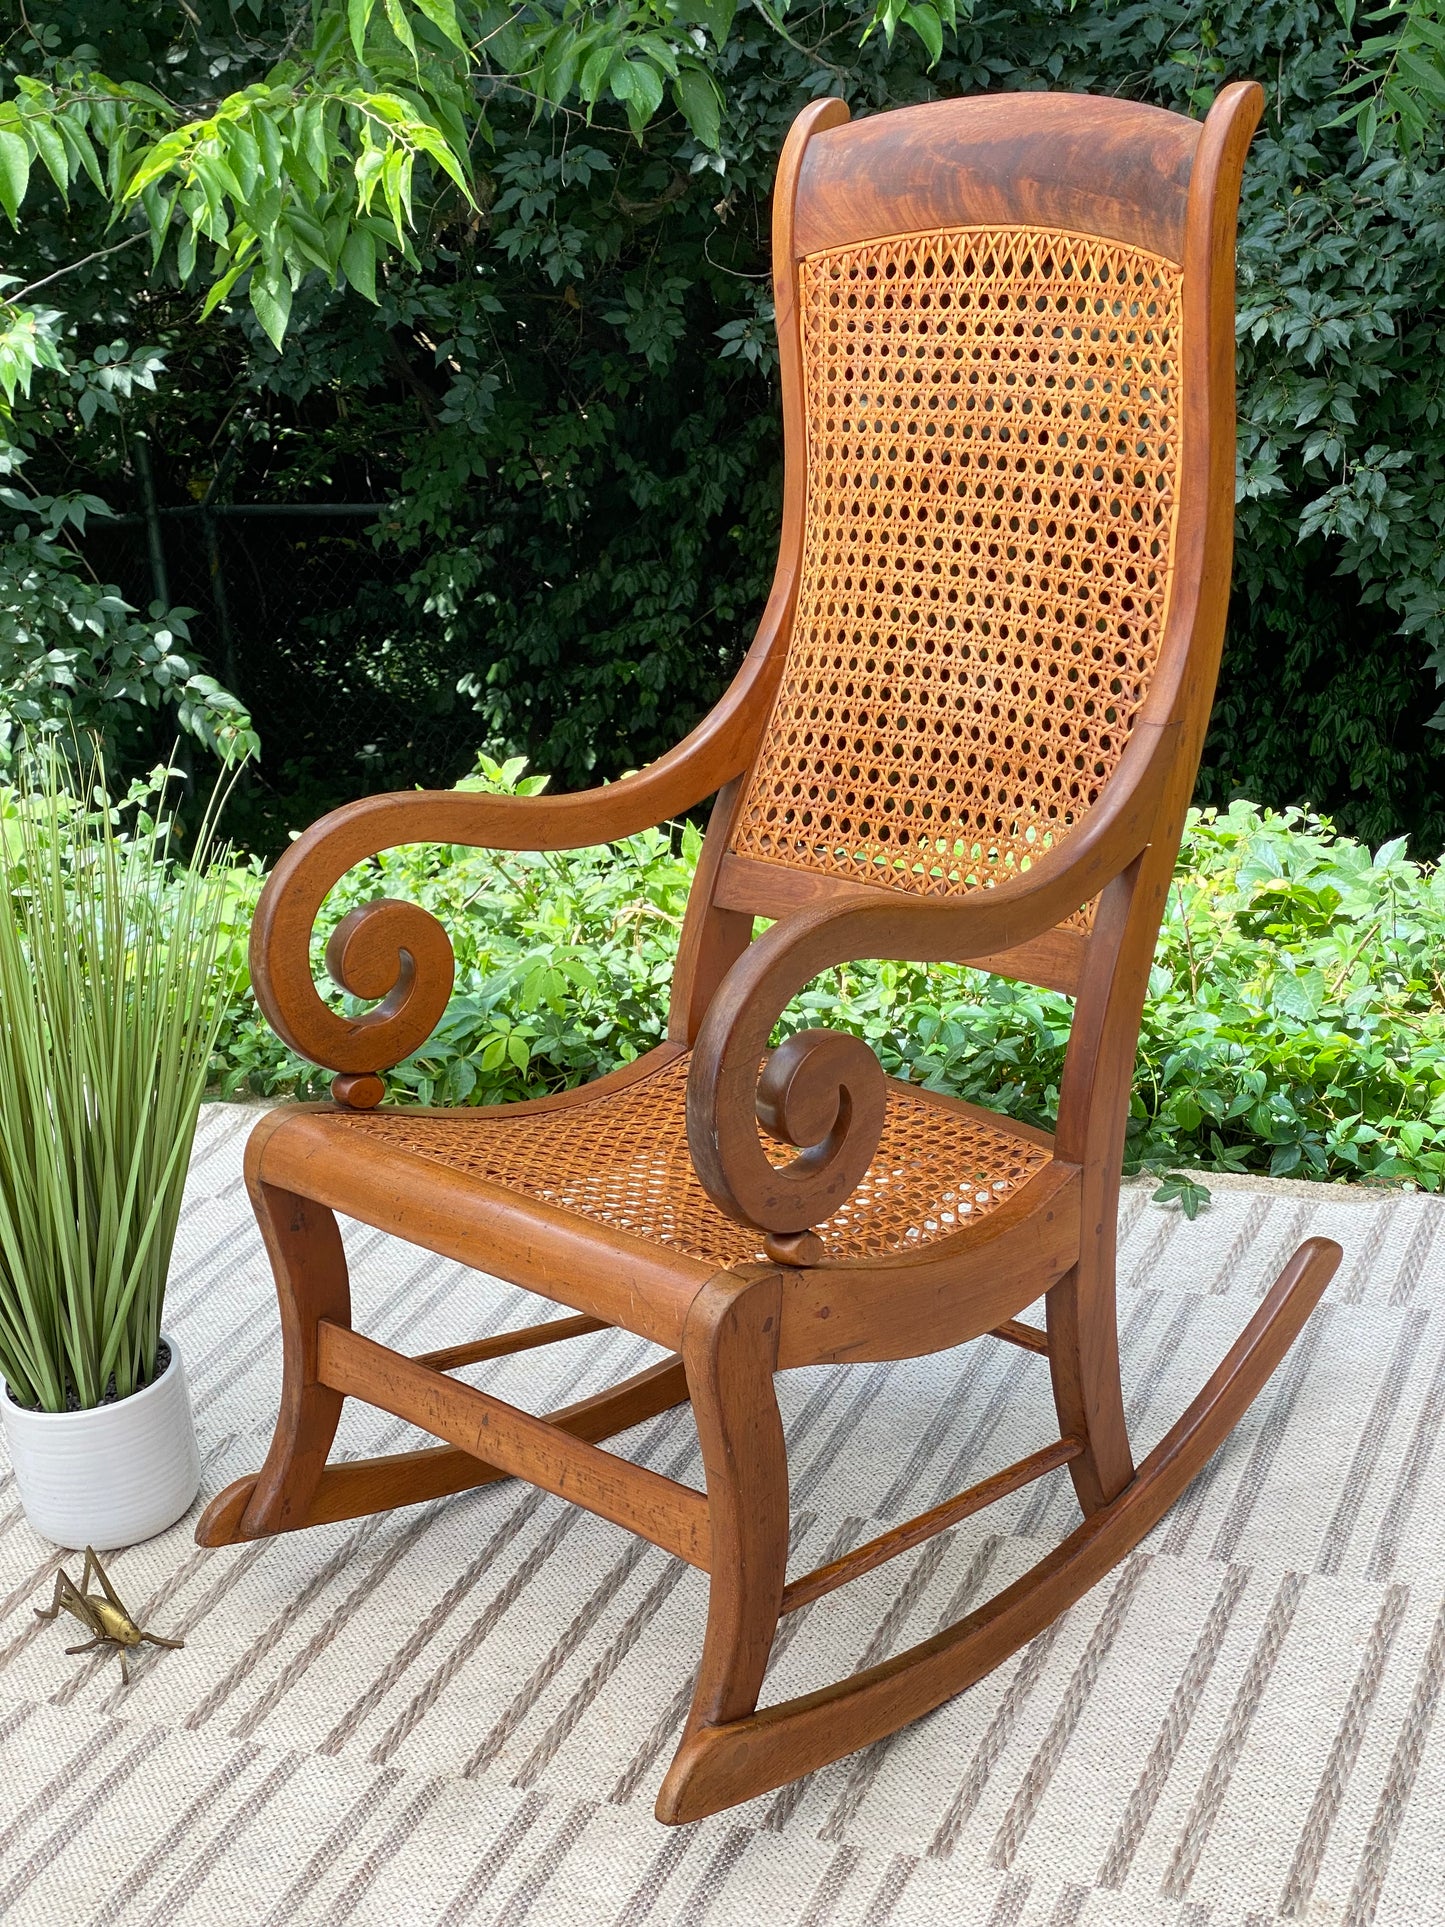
[35,1547,184,1684]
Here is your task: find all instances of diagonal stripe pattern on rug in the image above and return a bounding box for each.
[3,1104,1445,1926]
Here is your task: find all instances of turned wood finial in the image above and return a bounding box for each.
[331,1072,386,1109]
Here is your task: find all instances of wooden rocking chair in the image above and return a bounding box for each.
[198,81,1342,1823]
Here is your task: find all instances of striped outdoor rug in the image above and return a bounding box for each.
[2,1103,1445,1926]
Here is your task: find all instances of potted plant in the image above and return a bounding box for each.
[0,742,242,1548]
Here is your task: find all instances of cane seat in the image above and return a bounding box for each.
[323,1047,1054,1269]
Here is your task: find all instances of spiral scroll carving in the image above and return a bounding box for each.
[689,1026,886,1241]
[253,894,455,1094]
[321,900,455,1073]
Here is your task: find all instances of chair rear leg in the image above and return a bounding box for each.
[238,1171,352,1538]
[657,1271,789,1823]
[1046,1201,1133,1514]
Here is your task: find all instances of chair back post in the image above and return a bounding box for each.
[1038,80,1262,1513]
[1053,81,1263,1174]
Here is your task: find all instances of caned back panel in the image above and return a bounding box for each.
[729,225,1184,897]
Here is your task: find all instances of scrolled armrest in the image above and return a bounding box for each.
[250,720,761,1086]
[685,719,1180,1248]
[247,439,806,1094]
[688,1024,888,1259]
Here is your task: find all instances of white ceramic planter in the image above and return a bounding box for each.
[1,1335,201,1550]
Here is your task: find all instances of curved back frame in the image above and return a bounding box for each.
[672,84,1261,1046]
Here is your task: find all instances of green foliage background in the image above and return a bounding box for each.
[2,0,1445,848]
[211,759,1445,1194]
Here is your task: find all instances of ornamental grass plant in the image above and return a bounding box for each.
[0,742,243,1413]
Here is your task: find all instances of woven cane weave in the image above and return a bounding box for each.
[332,1051,1051,1266]
[732,225,1183,896]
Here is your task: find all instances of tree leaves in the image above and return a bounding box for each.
[0,514,256,765]
[4,0,1444,859]
[858,0,961,63]
[0,127,31,224]
[0,80,109,225]
[1335,0,1445,153]
[339,224,379,302]
[0,2,489,345]
[248,274,293,352]
[0,0,816,348]
[671,67,721,147]
[0,293,63,404]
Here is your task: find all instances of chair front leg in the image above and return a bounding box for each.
[657,1269,789,1822]
[240,1171,352,1538]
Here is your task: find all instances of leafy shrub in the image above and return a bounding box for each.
[212,761,1445,1193]
[0,305,256,771]
[0,515,256,767]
